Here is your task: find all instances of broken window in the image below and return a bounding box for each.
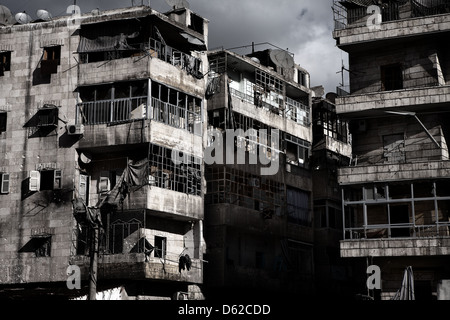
[383,134,406,163]
[0,51,11,76]
[109,219,142,254]
[28,169,63,192]
[0,112,6,133]
[285,97,310,127]
[41,46,61,75]
[381,63,403,91]
[35,236,52,257]
[0,173,10,194]
[205,167,285,216]
[149,145,202,196]
[285,134,310,168]
[189,12,204,34]
[287,188,311,226]
[19,235,52,257]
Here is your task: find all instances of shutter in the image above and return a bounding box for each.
[54,170,62,189]
[1,173,10,194]
[79,174,88,202]
[29,171,41,192]
[99,171,110,193]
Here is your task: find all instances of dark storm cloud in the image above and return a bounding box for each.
[1,0,346,93]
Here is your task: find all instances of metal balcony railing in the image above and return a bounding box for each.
[77,96,148,125]
[229,87,310,127]
[148,38,203,79]
[333,0,450,31]
[76,96,202,135]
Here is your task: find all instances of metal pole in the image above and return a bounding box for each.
[89,225,99,300]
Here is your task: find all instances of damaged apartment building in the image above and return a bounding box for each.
[204,46,315,297]
[0,5,209,299]
[333,0,450,300]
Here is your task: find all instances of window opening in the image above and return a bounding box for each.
[41,46,61,75]
[0,112,6,133]
[0,51,11,76]
[0,173,10,194]
[154,236,167,258]
[381,63,403,91]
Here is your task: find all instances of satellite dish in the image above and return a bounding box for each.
[180,32,204,46]
[0,5,15,26]
[270,49,295,69]
[165,0,190,10]
[36,9,52,21]
[79,152,92,164]
[91,8,100,16]
[15,12,32,24]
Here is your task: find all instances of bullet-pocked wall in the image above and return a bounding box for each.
[0,17,80,285]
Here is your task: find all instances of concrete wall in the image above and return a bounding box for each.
[0,18,79,285]
[350,114,449,166]
[349,37,448,95]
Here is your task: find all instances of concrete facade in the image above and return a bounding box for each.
[204,48,315,298]
[333,0,450,300]
[0,5,209,299]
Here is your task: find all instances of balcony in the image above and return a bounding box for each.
[338,160,450,185]
[78,38,204,86]
[333,0,450,31]
[341,237,450,258]
[70,253,203,284]
[335,85,450,117]
[332,0,450,48]
[76,95,202,138]
[229,88,310,127]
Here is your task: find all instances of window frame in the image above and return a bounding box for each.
[0,173,10,194]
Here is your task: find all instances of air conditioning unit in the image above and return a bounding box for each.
[67,124,84,135]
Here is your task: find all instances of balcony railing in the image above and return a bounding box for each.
[148,38,203,79]
[333,0,450,31]
[76,96,202,135]
[229,87,310,127]
[345,223,450,240]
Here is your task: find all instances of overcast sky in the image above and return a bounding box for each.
[2,0,348,94]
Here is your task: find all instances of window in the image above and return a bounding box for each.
[287,188,311,226]
[41,46,61,75]
[149,145,202,196]
[381,63,403,91]
[36,107,58,128]
[0,173,10,194]
[35,236,52,257]
[98,170,122,194]
[0,51,11,76]
[0,112,6,133]
[29,169,62,192]
[285,134,310,168]
[79,174,89,204]
[19,235,52,257]
[154,236,166,258]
